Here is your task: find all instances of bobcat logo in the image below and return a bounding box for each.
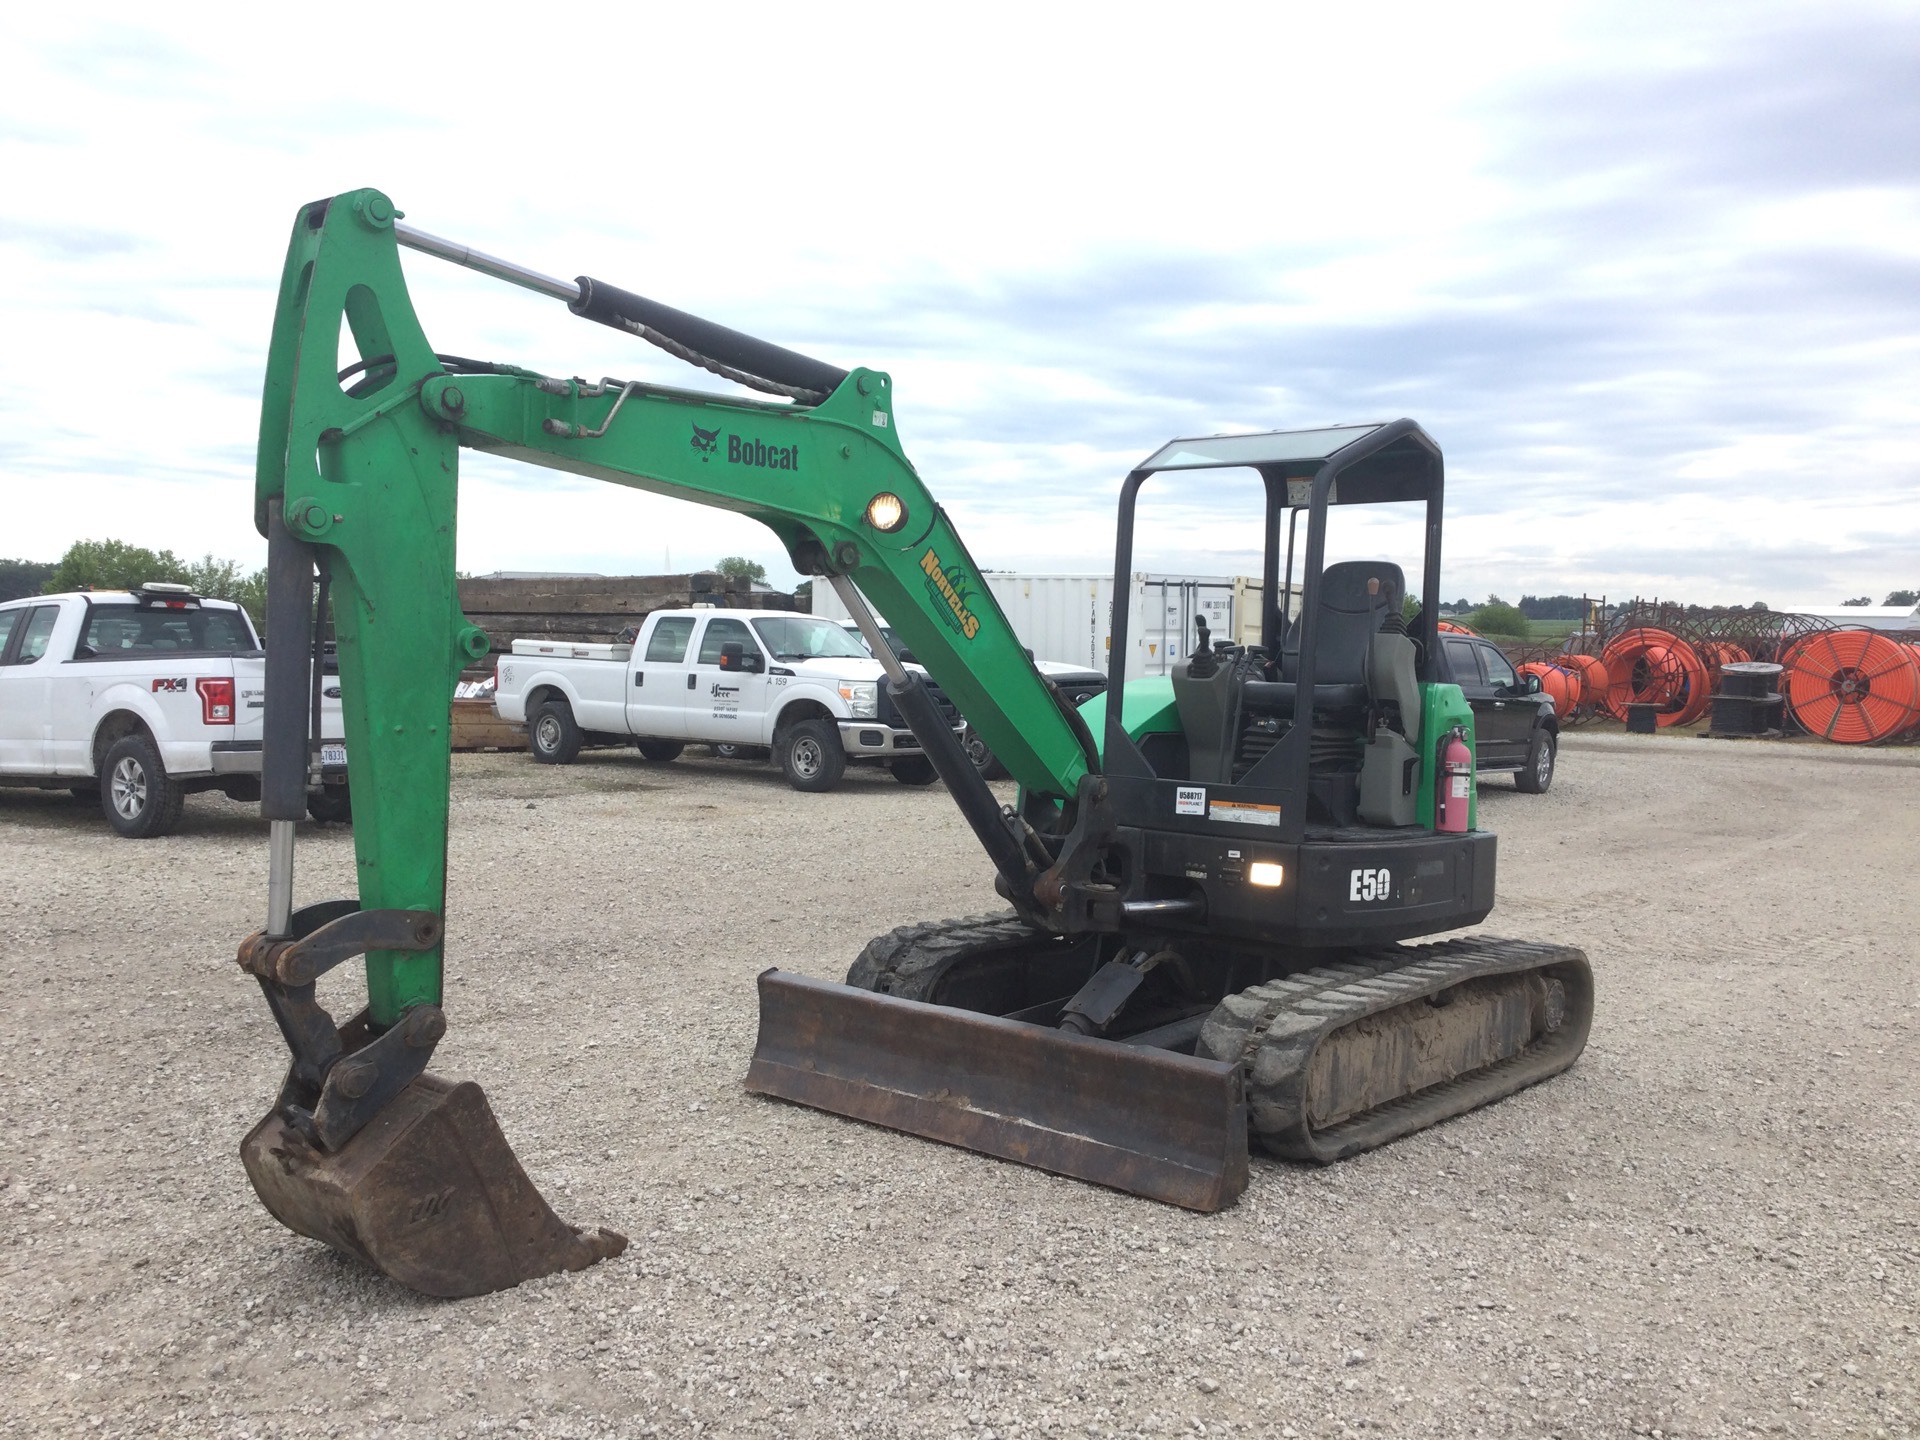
[690,423,721,458]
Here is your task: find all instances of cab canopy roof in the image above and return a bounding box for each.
[1135,418,1441,505]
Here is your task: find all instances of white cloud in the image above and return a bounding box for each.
[1,1,1916,607]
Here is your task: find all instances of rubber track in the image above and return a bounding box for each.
[846,913,1047,1001]
[1198,935,1593,1164]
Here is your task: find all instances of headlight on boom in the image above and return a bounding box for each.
[864,492,907,532]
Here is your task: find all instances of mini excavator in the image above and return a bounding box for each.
[239,188,1593,1297]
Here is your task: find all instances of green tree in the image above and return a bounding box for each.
[49,538,191,592]
[1467,600,1530,639]
[1841,596,1872,606]
[794,579,813,611]
[47,539,267,626]
[1885,589,1917,607]
[715,555,767,583]
[0,558,54,602]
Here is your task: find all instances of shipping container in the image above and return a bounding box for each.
[812,572,1296,680]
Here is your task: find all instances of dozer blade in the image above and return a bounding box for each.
[745,969,1249,1211]
[241,1073,627,1298]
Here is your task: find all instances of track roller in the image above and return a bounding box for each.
[1198,936,1593,1163]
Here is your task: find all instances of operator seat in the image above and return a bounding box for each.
[1172,562,1409,790]
[1275,561,1404,692]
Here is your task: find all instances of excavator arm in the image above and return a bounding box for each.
[240,188,1113,1293]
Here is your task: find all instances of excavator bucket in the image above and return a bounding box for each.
[241,1073,627,1298]
[746,970,1249,1211]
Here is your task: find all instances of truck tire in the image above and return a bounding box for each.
[529,699,583,765]
[889,755,938,786]
[101,734,185,838]
[777,718,845,792]
[1515,729,1556,794]
[307,787,353,823]
[636,739,683,762]
[961,725,1009,782]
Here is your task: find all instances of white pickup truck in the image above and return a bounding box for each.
[493,607,962,792]
[0,584,347,837]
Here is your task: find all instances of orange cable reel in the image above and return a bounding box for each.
[1780,627,1920,744]
[1516,661,1581,712]
[1598,628,1711,727]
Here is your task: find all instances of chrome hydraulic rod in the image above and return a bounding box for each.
[267,819,296,937]
[828,577,911,685]
[394,222,581,303]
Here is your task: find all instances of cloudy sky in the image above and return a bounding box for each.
[3,2,1916,607]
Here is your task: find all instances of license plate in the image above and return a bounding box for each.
[320,743,347,767]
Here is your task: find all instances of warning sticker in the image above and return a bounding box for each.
[1209,799,1282,827]
[1174,786,1207,817]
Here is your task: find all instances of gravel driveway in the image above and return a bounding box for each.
[1,734,1915,1439]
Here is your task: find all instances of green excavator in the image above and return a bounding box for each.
[239,188,1593,1297]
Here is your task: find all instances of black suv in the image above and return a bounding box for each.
[1436,632,1558,793]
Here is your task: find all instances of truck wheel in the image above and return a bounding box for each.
[890,755,938,786]
[1515,730,1556,793]
[777,718,845,792]
[307,787,353,823]
[529,699,582,765]
[636,739,683,762]
[961,725,1009,782]
[101,734,185,838]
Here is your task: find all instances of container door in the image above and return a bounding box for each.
[626,614,696,740]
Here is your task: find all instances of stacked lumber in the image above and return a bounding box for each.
[456,573,795,653]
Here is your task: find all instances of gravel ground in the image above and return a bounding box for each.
[1,734,1915,1439]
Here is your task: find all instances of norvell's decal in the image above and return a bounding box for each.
[920,548,982,640]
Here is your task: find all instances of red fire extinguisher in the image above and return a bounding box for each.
[1436,725,1473,833]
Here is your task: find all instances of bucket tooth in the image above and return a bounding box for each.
[241,1073,626,1298]
[746,968,1248,1212]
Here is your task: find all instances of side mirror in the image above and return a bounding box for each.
[1524,673,1542,695]
[718,642,762,673]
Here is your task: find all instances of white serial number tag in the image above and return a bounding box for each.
[320,743,347,767]
[1349,866,1392,902]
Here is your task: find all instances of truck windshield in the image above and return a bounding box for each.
[81,603,260,656]
[751,616,869,661]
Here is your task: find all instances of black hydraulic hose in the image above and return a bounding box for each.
[262,499,315,821]
[1044,676,1102,777]
[308,559,330,766]
[569,276,849,402]
[887,672,1036,906]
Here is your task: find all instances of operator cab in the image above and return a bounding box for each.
[1097,420,1446,839]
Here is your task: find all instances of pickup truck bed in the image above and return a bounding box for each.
[0,586,347,836]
